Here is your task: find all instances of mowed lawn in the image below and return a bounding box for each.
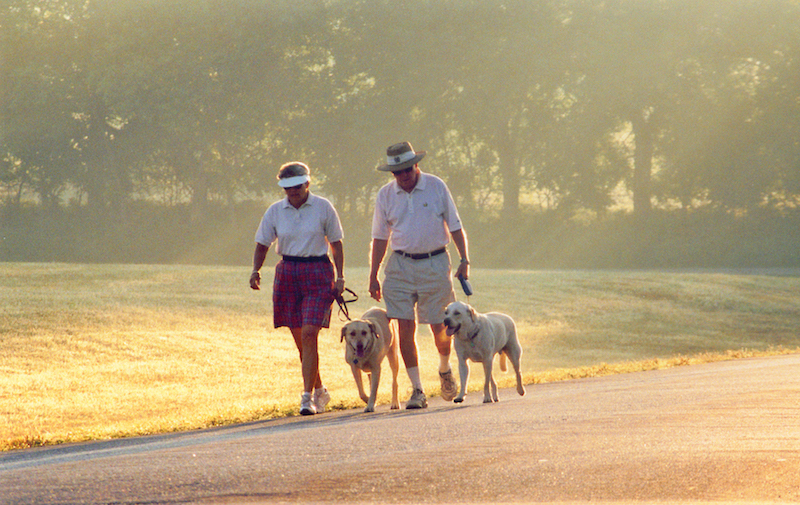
[2,263,800,450]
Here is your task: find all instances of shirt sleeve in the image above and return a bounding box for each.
[371,186,392,241]
[441,182,463,233]
[324,199,344,243]
[254,205,278,246]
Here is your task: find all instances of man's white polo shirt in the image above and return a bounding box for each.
[371,172,462,254]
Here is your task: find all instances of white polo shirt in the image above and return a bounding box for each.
[255,193,344,257]
[371,172,462,254]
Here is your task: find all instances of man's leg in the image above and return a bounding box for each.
[431,322,457,401]
[397,318,421,387]
[397,318,427,408]
[430,322,451,371]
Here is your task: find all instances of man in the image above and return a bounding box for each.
[369,141,470,409]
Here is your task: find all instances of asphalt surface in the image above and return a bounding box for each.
[2,354,800,504]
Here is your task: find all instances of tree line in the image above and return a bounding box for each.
[2,0,799,268]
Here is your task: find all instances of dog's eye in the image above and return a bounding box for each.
[361,331,367,336]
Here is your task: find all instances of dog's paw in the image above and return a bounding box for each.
[390,403,400,410]
[364,405,375,413]
[454,396,465,403]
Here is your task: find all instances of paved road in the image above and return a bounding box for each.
[2,355,800,504]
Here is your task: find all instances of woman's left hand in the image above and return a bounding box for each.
[334,277,346,297]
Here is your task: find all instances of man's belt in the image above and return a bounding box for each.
[394,248,446,260]
[282,255,330,263]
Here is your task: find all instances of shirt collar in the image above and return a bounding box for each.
[281,192,315,209]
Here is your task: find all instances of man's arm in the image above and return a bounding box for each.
[450,228,470,279]
[369,238,388,301]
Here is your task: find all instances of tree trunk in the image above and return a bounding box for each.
[497,120,520,219]
[631,108,655,223]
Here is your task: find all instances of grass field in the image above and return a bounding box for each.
[2,263,799,451]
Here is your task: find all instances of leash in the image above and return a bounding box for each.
[335,287,358,322]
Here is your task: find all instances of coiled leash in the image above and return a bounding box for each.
[335,287,359,322]
[458,274,473,300]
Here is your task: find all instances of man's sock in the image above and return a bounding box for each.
[407,366,423,391]
[439,354,451,374]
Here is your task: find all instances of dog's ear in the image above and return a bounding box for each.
[340,326,346,343]
[367,320,379,338]
[468,305,476,321]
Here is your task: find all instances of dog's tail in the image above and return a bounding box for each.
[499,352,508,372]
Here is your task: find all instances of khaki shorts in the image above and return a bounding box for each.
[382,251,456,324]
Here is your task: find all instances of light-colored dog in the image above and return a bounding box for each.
[443,301,526,403]
[340,307,400,412]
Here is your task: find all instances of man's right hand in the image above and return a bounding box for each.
[369,277,381,302]
[250,271,261,290]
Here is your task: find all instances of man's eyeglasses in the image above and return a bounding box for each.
[392,166,414,176]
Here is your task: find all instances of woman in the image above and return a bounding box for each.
[250,162,345,415]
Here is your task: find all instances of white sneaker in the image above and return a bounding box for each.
[406,388,428,409]
[313,387,331,413]
[300,392,316,416]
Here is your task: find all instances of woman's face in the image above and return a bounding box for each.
[284,182,310,208]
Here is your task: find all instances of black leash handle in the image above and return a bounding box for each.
[335,287,358,321]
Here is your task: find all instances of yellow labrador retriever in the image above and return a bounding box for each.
[443,301,526,403]
[340,307,400,412]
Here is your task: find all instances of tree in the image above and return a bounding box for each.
[1,0,87,207]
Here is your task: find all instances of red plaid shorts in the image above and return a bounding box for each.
[272,258,335,329]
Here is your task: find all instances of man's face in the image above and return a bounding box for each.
[392,165,419,192]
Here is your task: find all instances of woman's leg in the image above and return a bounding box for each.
[291,325,323,393]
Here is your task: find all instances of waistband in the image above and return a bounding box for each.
[393,248,447,260]
[281,255,330,263]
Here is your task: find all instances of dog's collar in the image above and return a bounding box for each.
[467,327,480,345]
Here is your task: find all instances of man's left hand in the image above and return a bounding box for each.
[454,261,469,280]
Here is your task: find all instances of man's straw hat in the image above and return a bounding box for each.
[377,142,426,172]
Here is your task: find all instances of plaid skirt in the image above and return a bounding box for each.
[272,258,335,329]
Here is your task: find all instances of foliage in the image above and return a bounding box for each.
[2,0,800,266]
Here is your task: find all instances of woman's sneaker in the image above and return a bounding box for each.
[300,392,316,416]
[313,387,331,413]
[406,388,428,409]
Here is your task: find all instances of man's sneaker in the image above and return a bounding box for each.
[406,388,428,409]
[300,392,316,416]
[313,387,331,413]
[439,369,458,402]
